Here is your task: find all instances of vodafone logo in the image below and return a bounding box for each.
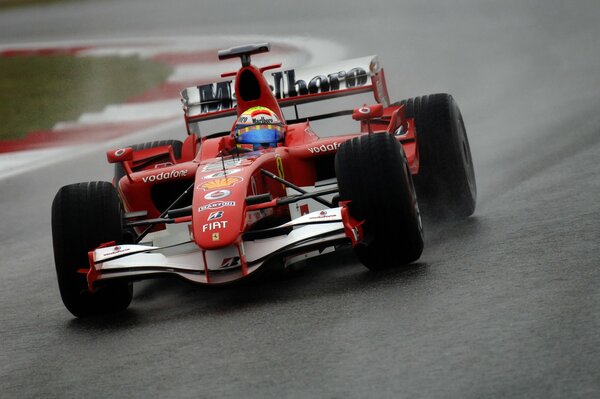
[307,142,341,154]
[142,169,188,183]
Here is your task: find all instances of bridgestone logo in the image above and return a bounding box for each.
[142,170,188,183]
[307,142,341,154]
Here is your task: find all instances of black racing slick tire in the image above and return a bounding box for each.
[398,94,477,219]
[335,133,424,270]
[114,139,183,186]
[51,182,133,318]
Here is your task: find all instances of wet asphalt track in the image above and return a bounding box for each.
[1,0,600,397]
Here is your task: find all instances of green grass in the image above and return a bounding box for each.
[0,55,171,140]
[0,0,74,10]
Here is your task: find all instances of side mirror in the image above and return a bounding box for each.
[352,104,384,121]
[107,147,133,164]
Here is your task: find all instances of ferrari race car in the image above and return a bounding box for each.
[51,43,476,317]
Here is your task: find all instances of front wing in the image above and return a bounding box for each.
[88,208,348,287]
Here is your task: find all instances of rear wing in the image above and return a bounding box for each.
[180,55,390,136]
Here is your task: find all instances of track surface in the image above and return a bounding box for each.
[1,1,599,397]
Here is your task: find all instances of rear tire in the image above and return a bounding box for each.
[398,94,476,219]
[51,182,133,317]
[114,139,183,185]
[335,133,424,270]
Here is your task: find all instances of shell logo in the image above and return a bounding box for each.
[199,176,243,191]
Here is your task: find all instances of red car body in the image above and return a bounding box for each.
[91,44,418,287]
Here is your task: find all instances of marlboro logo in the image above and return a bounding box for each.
[194,66,369,113]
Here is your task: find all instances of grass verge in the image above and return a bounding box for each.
[0,0,74,10]
[0,55,171,140]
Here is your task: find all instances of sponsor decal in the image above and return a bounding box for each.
[202,221,228,232]
[142,169,188,183]
[114,148,126,157]
[194,66,369,113]
[254,117,274,124]
[307,142,341,154]
[207,211,224,220]
[201,153,257,172]
[308,209,337,220]
[203,169,241,179]
[212,232,220,241]
[198,201,236,212]
[275,154,286,189]
[202,159,243,172]
[154,162,173,168]
[238,106,281,125]
[298,204,310,216]
[196,81,234,114]
[220,257,241,269]
[275,155,284,177]
[103,246,131,256]
[358,106,370,114]
[204,189,231,200]
[198,176,243,191]
[246,208,273,225]
[271,67,369,99]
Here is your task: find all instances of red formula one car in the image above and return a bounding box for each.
[51,43,476,317]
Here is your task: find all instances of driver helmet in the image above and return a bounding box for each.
[234,106,284,150]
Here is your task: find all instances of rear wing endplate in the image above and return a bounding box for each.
[180,55,390,134]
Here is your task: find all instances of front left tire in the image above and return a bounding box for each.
[335,133,424,270]
[51,181,132,317]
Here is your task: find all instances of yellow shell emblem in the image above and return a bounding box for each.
[200,176,243,191]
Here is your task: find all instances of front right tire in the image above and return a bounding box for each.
[398,94,477,219]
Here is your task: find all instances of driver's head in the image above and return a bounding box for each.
[234,107,284,150]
